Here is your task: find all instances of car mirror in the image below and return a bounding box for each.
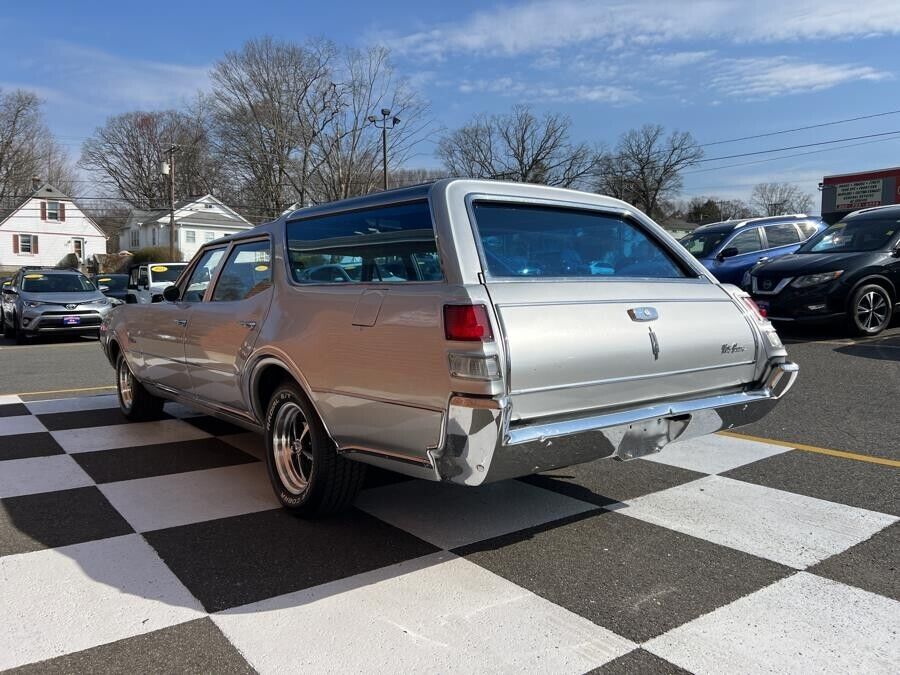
[162,285,181,302]
[98,285,109,293]
[717,247,739,261]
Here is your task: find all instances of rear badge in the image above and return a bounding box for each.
[628,306,658,322]
[648,327,660,361]
[721,343,747,354]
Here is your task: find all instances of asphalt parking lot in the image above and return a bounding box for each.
[0,323,898,673]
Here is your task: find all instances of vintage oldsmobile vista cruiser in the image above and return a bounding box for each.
[101,180,797,516]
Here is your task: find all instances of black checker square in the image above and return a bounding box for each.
[7,618,254,674]
[182,415,246,437]
[457,509,791,642]
[72,438,258,484]
[0,403,30,418]
[0,432,65,461]
[592,648,692,674]
[144,507,439,612]
[808,521,900,601]
[520,456,706,508]
[0,486,133,556]
[36,407,168,431]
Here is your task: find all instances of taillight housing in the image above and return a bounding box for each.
[741,295,767,319]
[443,304,494,341]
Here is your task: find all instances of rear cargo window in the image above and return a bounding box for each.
[286,201,443,283]
[472,202,689,279]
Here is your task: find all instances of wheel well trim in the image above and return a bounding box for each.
[846,274,896,309]
[246,355,330,435]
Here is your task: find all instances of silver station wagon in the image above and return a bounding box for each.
[100,179,798,516]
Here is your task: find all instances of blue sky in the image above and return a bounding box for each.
[3,0,900,210]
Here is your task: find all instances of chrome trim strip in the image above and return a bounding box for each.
[510,360,756,395]
[752,277,794,295]
[312,388,445,413]
[495,297,731,308]
[339,446,434,468]
[505,362,798,446]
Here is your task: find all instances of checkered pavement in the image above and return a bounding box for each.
[1,393,898,673]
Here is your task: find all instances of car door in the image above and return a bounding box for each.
[712,227,765,284]
[134,247,227,391]
[183,238,274,412]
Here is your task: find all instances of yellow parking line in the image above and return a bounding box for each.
[13,385,116,397]
[719,430,900,468]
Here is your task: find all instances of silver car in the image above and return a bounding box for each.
[101,180,797,516]
[2,268,114,344]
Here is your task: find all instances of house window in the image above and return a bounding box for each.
[152,228,158,246]
[19,234,33,254]
[184,230,196,244]
[46,201,60,221]
[73,238,84,259]
[130,229,140,247]
[204,232,216,242]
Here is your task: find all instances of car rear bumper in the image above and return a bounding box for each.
[433,360,798,486]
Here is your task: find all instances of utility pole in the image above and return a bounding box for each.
[367,109,401,191]
[162,145,181,260]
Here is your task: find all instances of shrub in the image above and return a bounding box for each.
[128,247,183,265]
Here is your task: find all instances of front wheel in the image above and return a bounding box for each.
[849,284,893,336]
[264,382,366,517]
[116,352,165,420]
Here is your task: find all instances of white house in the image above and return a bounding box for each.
[120,194,253,260]
[0,183,107,274]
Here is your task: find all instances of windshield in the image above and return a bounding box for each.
[799,218,898,253]
[148,264,187,282]
[680,230,728,258]
[21,273,96,293]
[472,202,689,279]
[93,275,128,291]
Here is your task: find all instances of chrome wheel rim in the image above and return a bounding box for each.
[856,291,888,331]
[118,360,134,411]
[272,402,313,496]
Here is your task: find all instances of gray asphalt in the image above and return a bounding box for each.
[0,334,114,397]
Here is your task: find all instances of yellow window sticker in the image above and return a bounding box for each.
[24,273,45,279]
[98,277,112,282]
[254,265,269,272]
[150,265,168,273]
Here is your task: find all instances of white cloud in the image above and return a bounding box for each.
[710,57,890,99]
[457,77,639,103]
[648,51,716,68]
[391,0,900,59]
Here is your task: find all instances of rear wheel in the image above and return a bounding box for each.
[849,284,892,336]
[264,382,366,517]
[116,352,165,420]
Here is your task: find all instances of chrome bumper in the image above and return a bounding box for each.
[433,361,798,486]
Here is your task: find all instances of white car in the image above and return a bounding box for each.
[126,262,188,304]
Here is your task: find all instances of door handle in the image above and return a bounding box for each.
[174,319,187,327]
[238,320,257,329]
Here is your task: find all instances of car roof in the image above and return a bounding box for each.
[845,204,900,220]
[692,214,819,234]
[18,267,84,275]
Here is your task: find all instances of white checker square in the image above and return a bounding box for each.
[355,479,596,549]
[0,454,93,498]
[646,572,900,674]
[0,534,205,670]
[0,415,46,436]
[214,552,634,674]
[645,432,789,474]
[622,475,897,569]
[0,394,23,405]
[51,418,211,453]
[99,463,279,532]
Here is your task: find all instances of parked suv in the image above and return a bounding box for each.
[749,204,900,335]
[126,262,188,304]
[680,215,826,285]
[2,267,113,343]
[101,180,797,516]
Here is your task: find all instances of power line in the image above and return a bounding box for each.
[695,130,900,164]
[699,109,900,147]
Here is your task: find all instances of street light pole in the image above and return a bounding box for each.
[163,145,181,260]
[367,109,400,191]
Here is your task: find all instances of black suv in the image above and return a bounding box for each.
[749,205,900,335]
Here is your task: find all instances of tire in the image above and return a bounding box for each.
[3,313,14,339]
[14,321,28,345]
[264,381,366,517]
[116,352,165,421]
[849,283,893,336]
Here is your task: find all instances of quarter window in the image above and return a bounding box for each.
[797,222,819,239]
[765,223,802,248]
[181,248,227,302]
[286,201,443,284]
[727,228,763,255]
[211,240,272,302]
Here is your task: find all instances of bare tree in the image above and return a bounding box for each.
[683,196,755,223]
[437,105,598,188]
[750,182,813,216]
[80,109,221,209]
[310,45,431,203]
[0,89,46,206]
[597,124,703,218]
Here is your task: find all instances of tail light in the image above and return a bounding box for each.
[741,295,767,319]
[443,304,494,342]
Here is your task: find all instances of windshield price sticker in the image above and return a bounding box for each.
[150,265,169,273]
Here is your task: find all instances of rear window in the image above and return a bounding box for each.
[472,202,689,279]
[286,201,443,284]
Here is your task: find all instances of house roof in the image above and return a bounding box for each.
[0,183,107,238]
[123,194,252,231]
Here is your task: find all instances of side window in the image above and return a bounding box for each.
[765,223,802,248]
[211,240,273,302]
[181,248,227,302]
[726,228,763,255]
[138,266,149,287]
[797,222,819,239]
[285,201,443,284]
